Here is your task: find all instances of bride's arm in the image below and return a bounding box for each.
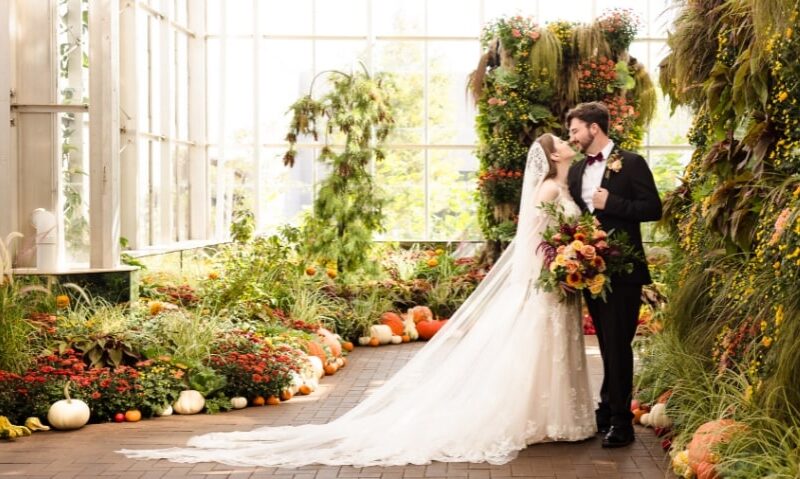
[534,179,559,207]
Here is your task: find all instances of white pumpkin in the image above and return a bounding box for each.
[335,357,345,368]
[288,371,304,395]
[403,314,419,341]
[390,335,403,344]
[370,324,393,344]
[648,403,672,428]
[358,336,372,346]
[230,397,248,409]
[640,412,651,427]
[155,404,173,417]
[173,390,205,415]
[307,355,325,379]
[47,382,90,430]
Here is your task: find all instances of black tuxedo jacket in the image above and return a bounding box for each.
[567,147,662,285]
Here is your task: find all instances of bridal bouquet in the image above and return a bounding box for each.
[536,203,635,301]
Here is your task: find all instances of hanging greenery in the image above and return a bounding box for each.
[284,66,395,274]
[636,1,800,476]
[470,10,656,261]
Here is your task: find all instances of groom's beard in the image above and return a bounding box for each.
[579,132,596,153]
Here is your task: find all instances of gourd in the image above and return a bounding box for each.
[416,319,449,340]
[173,390,205,415]
[647,403,672,428]
[403,314,419,341]
[47,382,91,430]
[369,324,393,344]
[408,306,433,323]
[230,397,248,409]
[380,312,404,335]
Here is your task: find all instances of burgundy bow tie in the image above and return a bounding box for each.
[585,152,604,166]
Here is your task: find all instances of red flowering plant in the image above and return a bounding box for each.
[133,357,186,417]
[578,56,618,101]
[605,95,640,143]
[477,167,524,204]
[597,8,641,54]
[481,15,542,60]
[536,203,637,301]
[208,330,303,400]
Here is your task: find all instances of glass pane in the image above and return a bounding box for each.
[374,40,425,144]
[259,0,313,36]
[428,0,480,37]
[482,0,538,24]
[648,0,675,38]
[649,40,669,77]
[315,0,367,36]
[647,149,691,196]
[149,140,163,243]
[648,92,692,146]
[137,139,152,247]
[209,147,255,238]
[206,0,222,34]
[261,147,313,230]
[224,39,255,146]
[627,40,648,72]
[373,0,425,36]
[175,32,189,140]
[59,113,90,265]
[175,145,190,241]
[149,15,162,135]
[427,41,480,145]
[56,0,89,105]
[175,0,188,27]
[375,149,425,240]
[539,2,591,25]
[429,149,481,241]
[260,39,313,144]
[137,8,150,133]
[314,40,368,74]
[226,0,254,35]
[207,38,221,144]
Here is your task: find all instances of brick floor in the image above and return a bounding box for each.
[0,337,675,478]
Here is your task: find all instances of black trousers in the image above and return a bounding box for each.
[585,284,642,430]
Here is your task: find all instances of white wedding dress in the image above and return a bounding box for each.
[120,142,595,467]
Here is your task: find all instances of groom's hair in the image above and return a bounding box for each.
[566,102,609,135]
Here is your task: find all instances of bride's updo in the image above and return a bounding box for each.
[534,133,558,181]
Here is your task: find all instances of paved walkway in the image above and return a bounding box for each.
[0,337,674,478]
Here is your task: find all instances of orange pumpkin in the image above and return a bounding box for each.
[401,334,410,343]
[380,312,404,335]
[266,395,281,406]
[280,390,293,401]
[252,396,266,406]
[305,340,327,363]
[695,461,718,479]
[317,327,342,357]
[298,384,312,395]
[124,409,141,422]
[342,341,354,352]
[324,363,338,375]
[632,408,646,424]
[369,337,380,347]
[416,319,449,340]
[687,419,742,469]
[409,306,433,324]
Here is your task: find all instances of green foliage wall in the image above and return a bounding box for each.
[471,10,656,258]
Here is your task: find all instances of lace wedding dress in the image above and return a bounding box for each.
[120,141,595,468]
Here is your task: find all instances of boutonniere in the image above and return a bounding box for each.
[604,151,624,179]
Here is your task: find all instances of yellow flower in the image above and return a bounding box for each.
[565,272,584,288]
[554,254,567,266]
[762,336,773,348]
[587,274,606,295]
[778,91,789,102]
[570,240,584,251]
[776,305,784,326]
[55,294,70,309]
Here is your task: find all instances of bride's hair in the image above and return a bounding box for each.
[534,133,558,181]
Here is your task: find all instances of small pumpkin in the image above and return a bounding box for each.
[408,306,433,324]
[47,382,90,430]
[632,408,646,424]
[369,324,393,344]
[380,312,404,335]
[317,327,342,357]
[369,337,380,347]
[124,409,141,422]
[695,461,718,479]
[401,334,410,343]
[155,404,173,417]
[688,419,742,469]
[252,396,266,406]
[342,341,354,352]
[416,319,449,340]
[280,390,293,401]
[390,335,403,344]
[324,363,338,375]
[647,403,672,428]
[173,390,205,415]
[358,336,372,346]
[230,397,248,409]
[298,384,312,395]
[266,395,281,406]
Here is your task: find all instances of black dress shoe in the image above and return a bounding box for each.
[601,426,635,448]
[597,424,610,435]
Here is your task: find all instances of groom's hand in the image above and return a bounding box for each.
[592,187,609,210]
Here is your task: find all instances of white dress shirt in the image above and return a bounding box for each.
[581,141,615,213]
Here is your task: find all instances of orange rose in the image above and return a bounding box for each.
[580,245,597,260]
[591,256,607,272]
[592,230,608,241]
[566,272,584,288]
[565,260,580,274]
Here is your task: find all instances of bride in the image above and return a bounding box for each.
[120,133,595,467]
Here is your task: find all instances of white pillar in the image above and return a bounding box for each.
[188,0,208,240]
[0,0,15,240]
[88,0,120,268]
[119,0,140,248]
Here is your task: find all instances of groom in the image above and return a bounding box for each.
[566,102,662,448]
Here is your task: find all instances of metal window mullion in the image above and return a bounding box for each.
[215,2,227,239]
[187,0,207,240]
[252,0,262,232]
[159,1,174,244]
